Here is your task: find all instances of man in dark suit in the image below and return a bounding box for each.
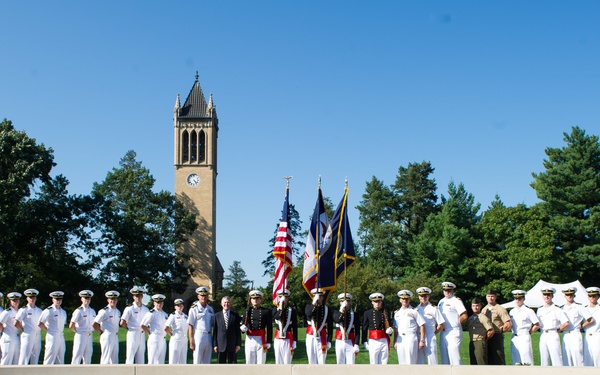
[213,296,241,363]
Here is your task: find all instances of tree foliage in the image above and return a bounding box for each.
[217,260,251,315]
[0,119,95,310]
[531,126,600,286]
[87,150,197,297]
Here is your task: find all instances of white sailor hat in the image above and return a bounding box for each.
[397,290,413,298]
[369,292,384,301]
[7,292,22,300]
[24,289,39,297]
[541,287,556,295]
[512,290,526,298]
[49,291,64,299]
[442,281,456,290]
[195,286,209,296]
[174,298,184,305]
[562,287,577,295]
[416,287,432,295]
[79,290,94,298]
[152,294,166,302]
[105,290,120,299]
[249,290,263,298]
[586,287,600,296]
[129,286,145,295]
[337,293,352,300]
[310,288,325,296]
[276,289,291,296]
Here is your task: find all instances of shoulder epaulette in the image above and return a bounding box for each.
[104,306,109,310]
[456,297,461,300]
[77,306,83,310]
[150,308,155,312]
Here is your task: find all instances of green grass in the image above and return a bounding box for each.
[46,329,540,365]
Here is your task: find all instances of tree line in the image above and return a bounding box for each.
[253,126,600,317]
[2,118,599,315]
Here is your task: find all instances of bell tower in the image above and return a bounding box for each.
[173,72,223,298]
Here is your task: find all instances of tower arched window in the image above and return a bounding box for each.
[182,130,189,163]
[190,130,197,162]
[198,130,206,162]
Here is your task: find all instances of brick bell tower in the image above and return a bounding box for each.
[173,72,223,299]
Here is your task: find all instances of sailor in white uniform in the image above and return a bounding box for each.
[438,282,467,365]
[584,287,600,366]
[0,292,22,365]
[15,289,42,365]
[537,287,569,366]
[509,289,540,365]
[561,287,593,366]
[92,291,121,364]
[141,294,168,364]
[415,286,445,364]
[393,290,425,364]
[187,286,215,364]
[70,290,97,364]
[164,298,188,364]
[38,291,67,364]
[120,286,149,364]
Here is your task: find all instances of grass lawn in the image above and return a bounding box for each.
[47,329,541,365]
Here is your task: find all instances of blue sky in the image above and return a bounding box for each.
[2,1,599,288]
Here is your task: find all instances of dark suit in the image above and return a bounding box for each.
[213,309,242,363]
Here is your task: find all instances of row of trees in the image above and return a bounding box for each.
[2,117,598,315]
[0,119,196,311]
[255,126,599,315]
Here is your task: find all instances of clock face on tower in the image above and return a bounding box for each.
[186,173,200,187]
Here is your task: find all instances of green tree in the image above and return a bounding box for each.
[531,126,600,285]
[217,260,251,315]
[0,119,94,307]
[475,197,560,300]
[392,161,439,243]
[87,150,197,297]
[356,176,402,278]
[408,181,481,299]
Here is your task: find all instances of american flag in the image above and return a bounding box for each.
[272,186,293,304]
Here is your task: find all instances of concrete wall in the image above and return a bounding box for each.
[2,364,599,375]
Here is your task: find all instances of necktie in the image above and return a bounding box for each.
[224,311,229,329]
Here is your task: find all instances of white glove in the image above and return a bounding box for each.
[363,342,369,351]
[312,295,320,305]
[326,342,331,350]
[266,343,271,350]
[278,298,284,309]
[240,324,248,333]
[353,344,360,353]
[340,300,349,311]
[292,341,297,350]
[386,327,394,335]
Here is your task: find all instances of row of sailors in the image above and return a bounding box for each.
[2,283,599,366]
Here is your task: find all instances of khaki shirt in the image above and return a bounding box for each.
[482,304,510,333]
[468,313,493,340]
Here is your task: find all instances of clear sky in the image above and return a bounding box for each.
[2,1,599,288]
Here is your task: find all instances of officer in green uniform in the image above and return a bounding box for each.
[468,298,494,365]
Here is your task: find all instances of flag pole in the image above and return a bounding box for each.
[315,176,321,297]
[343,178,348,297]
[282,176,293,292]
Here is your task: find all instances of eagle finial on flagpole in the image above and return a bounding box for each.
[283,176,293,187]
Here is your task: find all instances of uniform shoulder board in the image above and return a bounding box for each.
[456,297,461,300]
[46,307,52,310]
[150,308,155,312]
[575,302,582,305]
[104,306,109,310]
[78,306,83,310]
[170,313,175,316]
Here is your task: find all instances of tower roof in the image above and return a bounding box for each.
[179,72,211,118]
